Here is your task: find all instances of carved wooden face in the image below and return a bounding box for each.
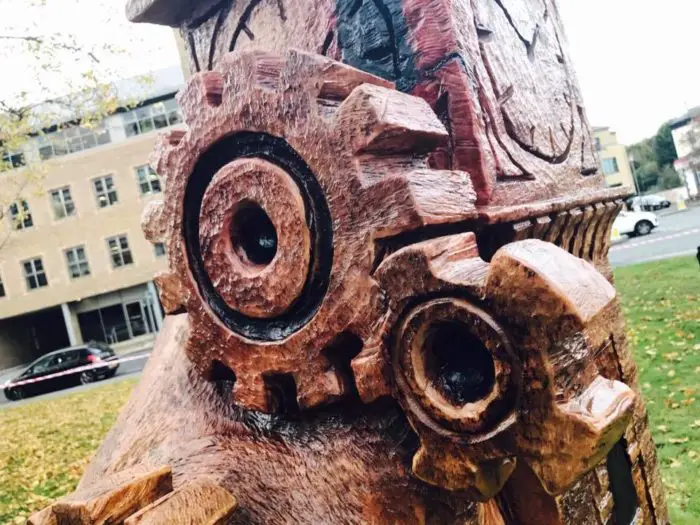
[141,0,607,208]
[142,49,634,504]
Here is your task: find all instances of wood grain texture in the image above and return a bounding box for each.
[127,0,618,209]
[55,313,486,524]
[145,49,477,413]
[52,0,669,522]
[28,466,173,525]
[124,480,237,525]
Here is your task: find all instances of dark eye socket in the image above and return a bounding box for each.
[230,202,278,266]
[424,322,496,406]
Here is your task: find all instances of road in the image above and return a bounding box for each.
[609,206,700,267]
[0,351,150,409]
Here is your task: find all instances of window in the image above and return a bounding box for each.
[2,150,25,169]
[0,275,5,298]
[154,242,166,257]
[50,187,76,219]
[122,98,182,137]
[135,165,162,195]
[93,175,118,208]
[601,157,619,175]
[594,137,602,151]
[65,246,90,278]
[36,126,111,160]
[107,235,133,268]
[8,200,33,230]
[23,257,48,290]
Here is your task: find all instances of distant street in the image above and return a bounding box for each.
[609,206,700,267]
[0,351,149,409]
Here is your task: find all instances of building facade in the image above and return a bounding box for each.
[0,69,184,368]
[670,108,700,198]
[592,127,636,191]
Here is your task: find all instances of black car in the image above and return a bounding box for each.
[3,342,119,401]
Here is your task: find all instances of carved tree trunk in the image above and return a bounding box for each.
[30,1,667,524]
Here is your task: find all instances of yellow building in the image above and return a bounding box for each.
[593,127,636,191]
[0,68,183,368]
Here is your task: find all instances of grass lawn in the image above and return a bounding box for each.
[615,256,700,524]
[0,257,698,523]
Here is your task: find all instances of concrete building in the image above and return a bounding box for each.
[592,127,636,191]
[0,67,184,368]
[670,108,700,198]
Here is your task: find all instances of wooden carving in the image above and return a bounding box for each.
[30,1,667,524]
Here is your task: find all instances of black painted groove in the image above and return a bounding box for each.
[607,440,640,525]
[184,132,334,341]
[207,2,230,71]
[185,29,202,72]
[321,30,335,56]
[229,0,264,52]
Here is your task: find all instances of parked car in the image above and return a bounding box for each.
[628,195,671,211]
[611,210,659,237]
[3,342,119,401]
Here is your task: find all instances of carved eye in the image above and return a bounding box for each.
[197,157,312,322]
[229,201,278,268]
[393,298,520,437]
[423,322,496,406]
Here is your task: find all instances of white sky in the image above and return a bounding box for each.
[559,0,700,143]
[1,0,698,145]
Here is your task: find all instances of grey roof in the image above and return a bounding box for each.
[670,106,700,130]
[20,65,184,132]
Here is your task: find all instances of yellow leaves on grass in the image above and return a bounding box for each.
[0,378,137,524]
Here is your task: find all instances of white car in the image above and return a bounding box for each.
[612,210,659,237]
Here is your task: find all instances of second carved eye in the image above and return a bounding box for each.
[392,297,520,438]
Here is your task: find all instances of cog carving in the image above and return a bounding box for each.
[142,49,478,413]
[375,234,635,499]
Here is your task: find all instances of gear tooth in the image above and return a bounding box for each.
[363,168,477,239]
[486,239,616,329]
[28,466,172,525]
[520,376,634,495]
[295,369,344,410]
[339,84,448,154]
[411,443,516,498]
[232,374,274,412]
[154,271,188,314]
[141,200,166,243]
[282,49,392,101]
[350,344,391,404]
[376,233,483,306]
[150,131,183,181]
[218,50,284,92]
[176,71,223,123]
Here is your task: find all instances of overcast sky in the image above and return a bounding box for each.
[559,0,700,143]
[2,0,698,145]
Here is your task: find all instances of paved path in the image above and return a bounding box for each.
[609,207,700,267]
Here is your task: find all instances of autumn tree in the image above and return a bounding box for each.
[0,0,152,248]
